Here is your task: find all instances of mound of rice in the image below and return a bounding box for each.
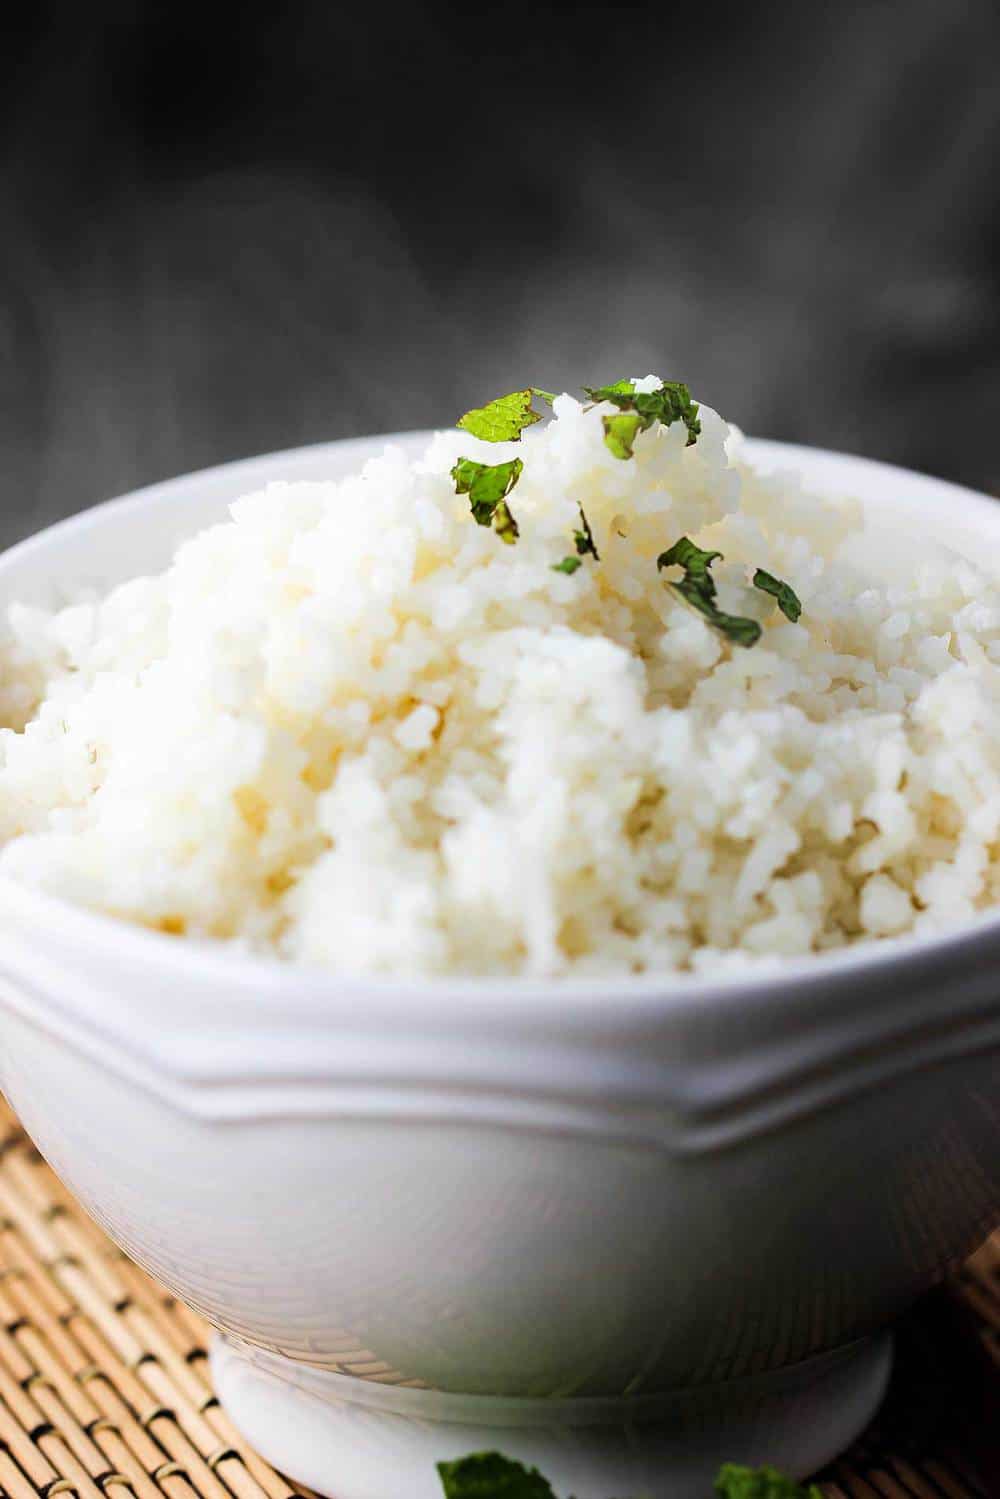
[1,380,998,978]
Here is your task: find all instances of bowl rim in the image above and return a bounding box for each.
[2,429,1000,1021]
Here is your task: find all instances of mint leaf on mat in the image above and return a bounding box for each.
[437,1451,557,1498]
[435,1450,822,1497]
[715,1461,823,1498]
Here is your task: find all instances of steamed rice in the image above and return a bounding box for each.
[2,381,999,978]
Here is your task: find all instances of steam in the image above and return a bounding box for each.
[1,0,998,545]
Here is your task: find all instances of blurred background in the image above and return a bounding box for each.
[1,0,999,546]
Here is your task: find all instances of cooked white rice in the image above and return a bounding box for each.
[2,381,999,978]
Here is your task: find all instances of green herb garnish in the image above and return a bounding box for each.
[552,504,600,575]
[657,535,762,648]
[585,379,701,457]
[602,411,644,460]
[583,379,637,400]
[656,535,722,581]
[753,569,802,623]
[573,505,599,560]
[493,499,519,545]
[436,1451,556,1499]
[451,457,523,543]
[457,389,556,443]
[715,1462,823,1498]
[448,389,802,644]
[673,582,762,647]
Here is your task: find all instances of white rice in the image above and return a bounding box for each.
[2,381,999,978]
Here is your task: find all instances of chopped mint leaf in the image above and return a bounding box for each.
[585,380,701,455]
[753,569,802,623]
[436,1451,556,1499]
[602,411,643,460]
[552,504,598,573]
[651,380,702,445]
[451,457,523,542]
[715,1462,823,1498]
[656,536,722,581]
[574,504,600,560]
[672,578,763,647]
[435,1450,821,1499]
[493,498,519,545]
[458,390,550,443]
[657,534,762,648]
[583,379,637,401]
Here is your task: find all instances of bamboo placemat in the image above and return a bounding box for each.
[0,1098,995,1499]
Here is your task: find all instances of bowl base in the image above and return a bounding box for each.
[210,1331,892,1498]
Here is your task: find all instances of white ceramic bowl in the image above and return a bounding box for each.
[0,436,998,1499]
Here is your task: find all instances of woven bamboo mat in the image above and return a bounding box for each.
[0,1099,995,1499]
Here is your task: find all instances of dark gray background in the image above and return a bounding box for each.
[2,0,998,547]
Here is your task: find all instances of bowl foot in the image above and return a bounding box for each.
[210,1331,892,1499]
